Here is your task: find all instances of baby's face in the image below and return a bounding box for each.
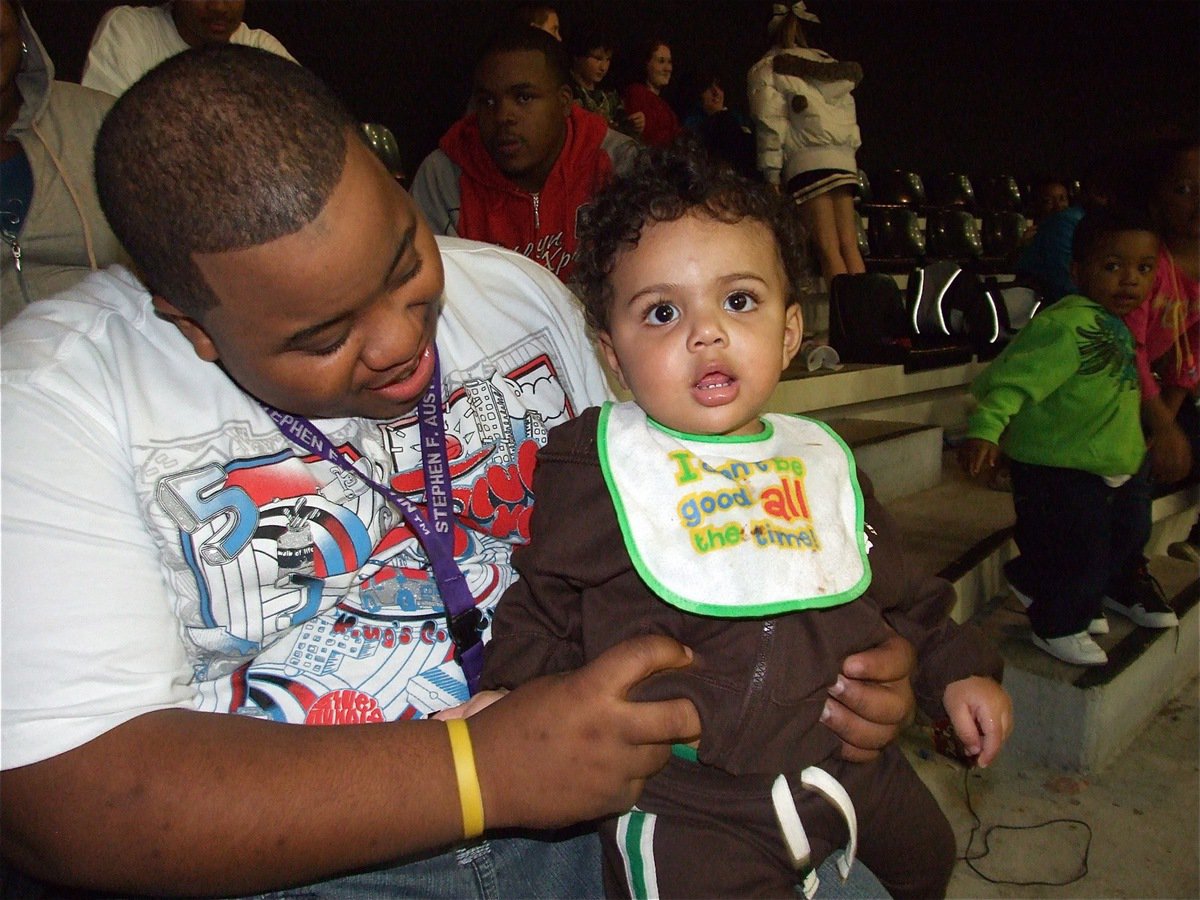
[599,214,802,437]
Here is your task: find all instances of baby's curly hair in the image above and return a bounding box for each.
[574,140,808,335]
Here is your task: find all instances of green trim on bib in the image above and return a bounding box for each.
[597,401,872,619]
[649,414,777,444]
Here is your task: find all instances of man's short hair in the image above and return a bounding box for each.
[95,45,360,317]
[477,23,571,89]
[574,140,808,336]
[1071,205,1157,263]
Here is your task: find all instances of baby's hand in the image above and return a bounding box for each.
[432,689,508,720]
[942,676,1013,768]
[957,438,1000,479]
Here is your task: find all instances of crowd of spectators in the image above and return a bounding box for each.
[1,2,1195,897]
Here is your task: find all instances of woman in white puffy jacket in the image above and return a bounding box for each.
[748,2,864,284]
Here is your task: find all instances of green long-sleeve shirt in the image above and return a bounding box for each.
[967,294,1145,477]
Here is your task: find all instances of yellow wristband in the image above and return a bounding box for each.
[446,718,485,840]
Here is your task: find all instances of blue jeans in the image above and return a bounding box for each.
[247,830,602,899]
[244,829,892,898]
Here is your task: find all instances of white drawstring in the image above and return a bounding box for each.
[772,767,858,898]
[30,118,99,271]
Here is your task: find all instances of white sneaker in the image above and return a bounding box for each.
[1031,631,1108,666]
[1088,616,1109,635]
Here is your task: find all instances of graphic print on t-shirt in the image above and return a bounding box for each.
[142,355,574,724]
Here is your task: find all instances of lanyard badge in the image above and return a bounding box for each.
[260,348,484,693]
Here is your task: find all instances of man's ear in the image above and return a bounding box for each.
[597,331,629,390]
[151,295,220,362]
[781,302,803,370]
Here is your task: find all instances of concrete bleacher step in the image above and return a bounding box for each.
[887,451,1017,621]
[887,451,1200,623]
[971,556,1199,773]
[825,418,943,503]
[770,359,988,430]
[883,450,1199,774]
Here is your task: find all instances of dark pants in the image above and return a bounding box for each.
[1006,461,1150,638]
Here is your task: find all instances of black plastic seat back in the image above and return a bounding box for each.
[976,175,1023,213]
[925,208,982,261]
[927,172,977,211]
[866,206,926,260]
[871,169,926,207]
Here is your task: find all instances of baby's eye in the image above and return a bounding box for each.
[725,291,758,312]
[644,302,678,326]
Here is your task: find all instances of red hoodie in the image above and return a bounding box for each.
[438,106,620,281]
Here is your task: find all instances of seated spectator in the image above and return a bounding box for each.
[1,0,131,325]
[567,27,644,138]
[81,0,295,97]
[621,37,683,148]
[1124,138,1200,495]
[1020,176,1071,245]
[512,2,561,41]
[682,72,757,179]
[411,24,637,283]
[1016,155,1117,304]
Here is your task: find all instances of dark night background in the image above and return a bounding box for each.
[26,0,1200,190]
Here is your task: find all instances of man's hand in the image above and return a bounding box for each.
[822,632,916,762]
[471,635,701,830]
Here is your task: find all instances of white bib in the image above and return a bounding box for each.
[597,402,871,617]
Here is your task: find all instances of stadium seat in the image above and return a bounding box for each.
[924,208,982,261]
[979,210,1027,272]
[361,122,406,184]
[864,206,925,272]
[975,175,1023,212]
[927,172,977,210]
[870,169,926,207]
[855,169,873,204]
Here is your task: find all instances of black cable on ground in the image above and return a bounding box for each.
[956,765,1093,887]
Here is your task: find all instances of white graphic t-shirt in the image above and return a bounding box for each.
[0,239,611,768]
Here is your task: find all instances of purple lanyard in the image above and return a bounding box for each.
[260,349,483,693]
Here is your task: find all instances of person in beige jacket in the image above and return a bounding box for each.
[1,0,130,325]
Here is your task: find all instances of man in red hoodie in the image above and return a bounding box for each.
[412,24,637,284]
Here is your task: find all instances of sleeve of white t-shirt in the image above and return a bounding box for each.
[436,237,614,412]
[1,314,195,770]
[238,25,297,63]
[80,6,177,97]
[81,7,296,97]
